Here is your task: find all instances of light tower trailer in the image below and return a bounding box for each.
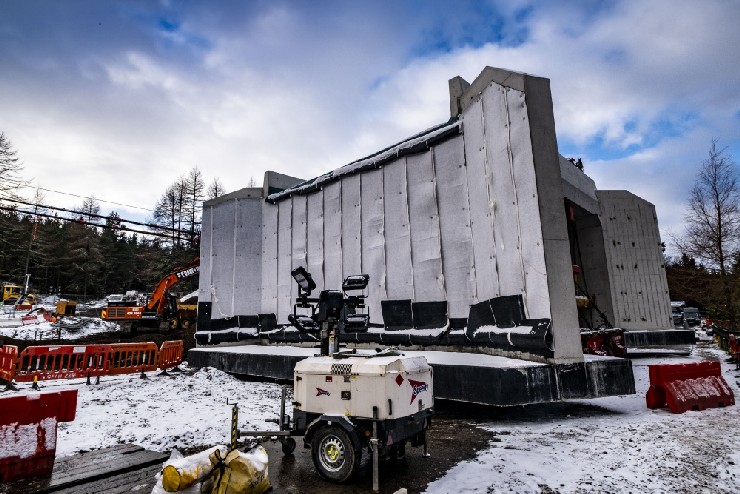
[293,350,433,483]
[237,268,434,488]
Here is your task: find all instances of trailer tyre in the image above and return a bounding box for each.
[281,437,296,455]
[311,425,360,483]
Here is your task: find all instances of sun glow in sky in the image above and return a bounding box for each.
[1,1,738,248]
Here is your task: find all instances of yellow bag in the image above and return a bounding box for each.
[209,447,270,494]
[162,446,226,492]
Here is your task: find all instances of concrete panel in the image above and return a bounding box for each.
[277,200,293,323]
[233,198,262,315]
[522,74,582,362]
[291,195,308,305]
[598,191,672,330]
[198,206,213,303]
[433,136,475,319]
[306,191,325,292]
[462,97,500,302]
[323,181,343,290]
[341,174,362,283]
[482,84,525,298]
[507,88,550,319]
[210,199,236,317]
[406,152,446,303]
[360,168,386,323]
[261,203,278,316]
[383,158,414,301]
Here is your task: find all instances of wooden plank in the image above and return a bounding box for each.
[51,464,161,494]
[6,446,168,494]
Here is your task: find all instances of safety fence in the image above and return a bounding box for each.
[0,340,183,384]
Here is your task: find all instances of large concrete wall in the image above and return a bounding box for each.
[199,187,264,317]
[197,66,672,364]
[597,190,672,330]
[455,69,581,361]
[252,67,581,362]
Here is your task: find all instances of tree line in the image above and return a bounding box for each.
[671,140,740,327]
[0,131,227,301]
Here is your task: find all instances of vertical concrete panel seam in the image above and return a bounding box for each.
[379,169,387,299]
[338,180,343,283]
[321,190,326,288]
[481,91,501,297]
[504,88,528,303]
[208,206,214,294]
[403,157,416,300]
[352,173,364,274]
[461,129,478,303]
[430,147,448,301]
[231,198,238,314]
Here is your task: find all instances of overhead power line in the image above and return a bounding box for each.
[18,184,153,212]
[0,197,202,242]
[0,204,185,239]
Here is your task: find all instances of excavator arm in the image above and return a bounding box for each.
[145,258,200,317]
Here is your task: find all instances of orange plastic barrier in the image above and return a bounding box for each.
[14,342,160,382]
[0,389,77,482]
[105,343,159,376]
[0,345,18,382]
[158,340,184,370]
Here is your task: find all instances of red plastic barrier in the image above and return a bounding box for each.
[158,340,184,370]
[645,361,735,413]
[14,343,158,382]
[0,345,18,382]
[0,389,77,482]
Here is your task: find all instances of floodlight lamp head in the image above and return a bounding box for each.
[342,274,369,292]
[291,266,316,295]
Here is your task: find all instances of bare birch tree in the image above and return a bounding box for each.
[678,140,740,325]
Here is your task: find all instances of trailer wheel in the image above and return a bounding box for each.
[181,318,191,330]
[311,425,360,482]
[169,318,179,330]
[281,437,296,455]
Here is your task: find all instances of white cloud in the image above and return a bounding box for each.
[0,0,737,242]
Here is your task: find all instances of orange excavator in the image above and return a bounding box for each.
[102,258,200,333]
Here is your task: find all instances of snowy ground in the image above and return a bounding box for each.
[8,341,740,493]
[0,299,119,341]
[424,343,740,494]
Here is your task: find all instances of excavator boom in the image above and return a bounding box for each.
[145,258,200,314]
[103,258,200,328]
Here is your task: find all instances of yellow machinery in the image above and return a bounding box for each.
[2,283,36,306]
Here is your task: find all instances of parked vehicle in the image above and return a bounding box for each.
[682,307,701,327]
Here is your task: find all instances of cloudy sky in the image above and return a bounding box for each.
[1,0,738,249]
